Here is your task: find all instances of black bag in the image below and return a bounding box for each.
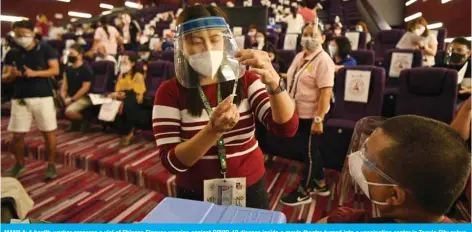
[48,78,65,110]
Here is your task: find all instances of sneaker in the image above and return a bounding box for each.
[10,163,27,177]
[280,188,312,206]
[66,121,81,132]
[310,182,331,197]
[45,163,57,180]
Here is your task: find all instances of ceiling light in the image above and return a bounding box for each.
[57,0,71,2]
[405,0,417,6]
[54,13,64,19]
[70,18,78,22]
[100,3,114,9]
[441,0,452,3]
[125,1,143,9]
[0,15,28,22]
[404,12,422,22]
[102,10,113,15]
[68,11,92,18]
[427,22,443,30]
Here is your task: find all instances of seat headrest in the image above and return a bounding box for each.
[406,68,449,96]
[378,30,405,44]
[147,61,166,76]
[91,61,112,74]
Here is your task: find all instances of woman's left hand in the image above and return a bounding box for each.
[311,122,323,135]
[236,49,280,91]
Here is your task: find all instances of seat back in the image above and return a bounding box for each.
[161,50,174,62]
[384,49,423,88]
[395,67,458,123]
[90,60,115,93]
[373,29,405,61]
[332,65,386,121]
[150,51,162,61]
[349,49,375,65]
[345,31,367,50]
[145,60,171,99]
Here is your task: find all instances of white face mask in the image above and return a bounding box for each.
[348,151,396,205]
[256,37,265,46]
[120,64,131,74]
[329,45,338,58]
[413,26,426,36]
[301,36,319,51]
[356,25,363,32]
[14,36,34,49]
[248,31,256,36]
[188,50,224,78]
[334,29,342,35]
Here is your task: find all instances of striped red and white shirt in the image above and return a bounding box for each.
[152,71,299,192]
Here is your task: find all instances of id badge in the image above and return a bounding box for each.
[204,177,246,207]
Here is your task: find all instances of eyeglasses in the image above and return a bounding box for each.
[359,140,401,186]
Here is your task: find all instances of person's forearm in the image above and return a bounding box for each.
[424,45,436,56]
[2,72,14,83]
[61,88,67,98]
[314,90,332,120]
[34,68,59,78]
[71,86,90,101]
[174,124,222,167]
[267,90,295,124]
[451,108,471,140]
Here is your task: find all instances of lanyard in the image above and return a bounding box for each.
[197,83,227,179]
[288,50,322,98]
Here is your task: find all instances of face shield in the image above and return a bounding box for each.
[174,16,244,88]
[337,116,386,206]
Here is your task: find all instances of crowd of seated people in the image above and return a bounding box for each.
[1,0,471,224]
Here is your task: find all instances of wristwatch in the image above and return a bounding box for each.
[267,78,286,95]
[313,116,323,123]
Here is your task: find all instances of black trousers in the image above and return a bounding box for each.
[175,176,269,209]
[113,91,151,135]
[296,118,325,189]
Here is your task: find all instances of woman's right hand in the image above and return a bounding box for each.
[209,96,240,134]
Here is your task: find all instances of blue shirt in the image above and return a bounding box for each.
[337,56,357,67]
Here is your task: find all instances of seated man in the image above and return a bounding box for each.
[319,115,470,223]
[61,43,94,132]
[437,37,471,96]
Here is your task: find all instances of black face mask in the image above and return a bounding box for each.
[68,56,78,64]
[450,52,466,64]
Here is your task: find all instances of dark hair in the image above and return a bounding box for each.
[379,115,470,215]
[357,20,369,34]
[70,43,84,55]
[123,53,141,76]
[290,7,297,18]
[452,37,471,50]
[100,16,110,39]
[176,5,243,117]
[298,1,307,8]
[34,33,42,41]
[265,43,278,62]
[12,20,34,31]
[249,24,258,31]
[334,36,352,59]
[407,16,429,37]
